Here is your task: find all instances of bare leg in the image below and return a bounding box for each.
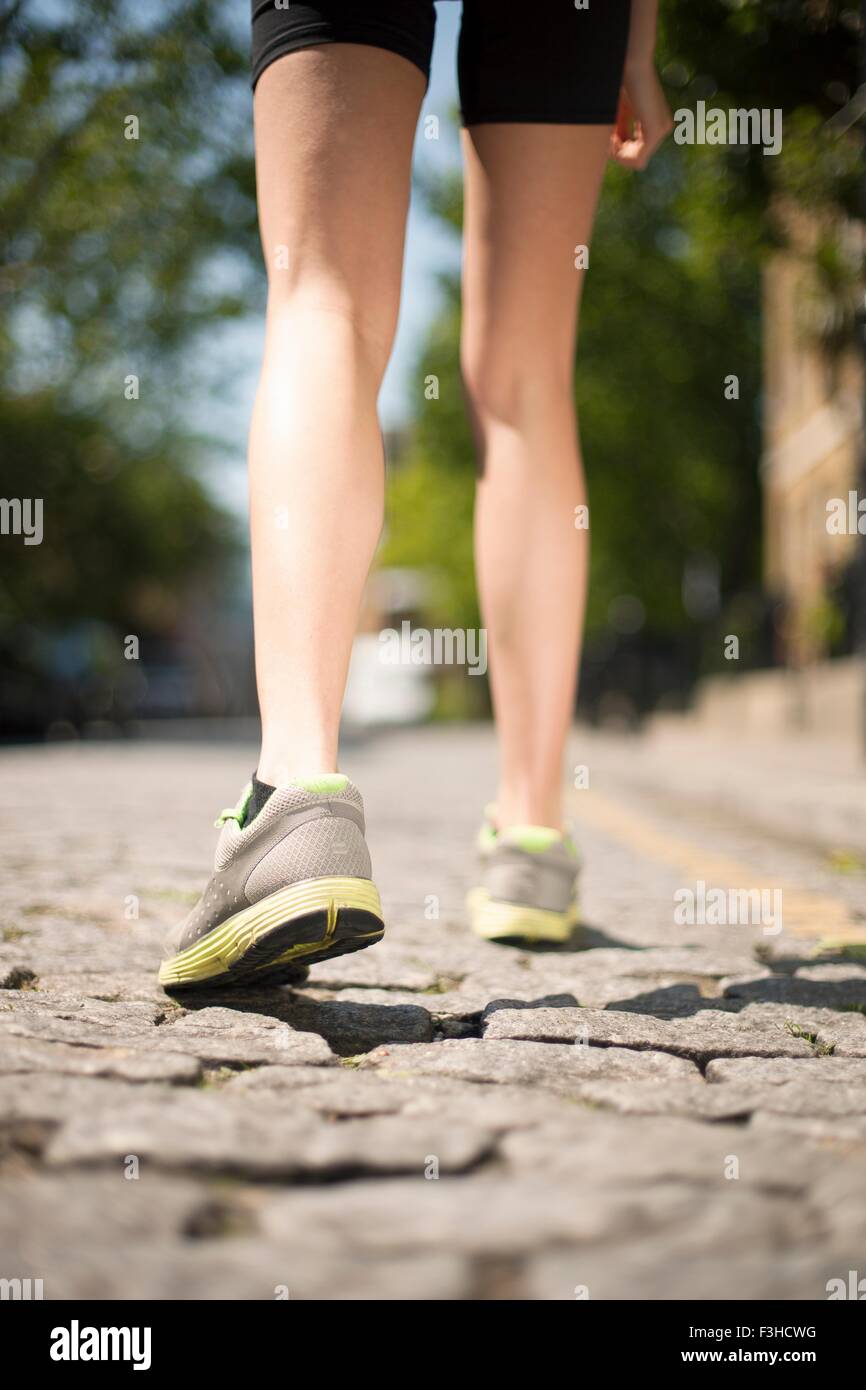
[250,47,423,785]
[461,124,611,831]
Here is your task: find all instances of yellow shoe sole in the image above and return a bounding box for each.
[159,875,384,990]
[467,887,578,944]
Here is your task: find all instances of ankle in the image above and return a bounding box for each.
[495,788,563,834]
[257,746,338,788]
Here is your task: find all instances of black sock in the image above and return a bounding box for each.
[247,773,275,824]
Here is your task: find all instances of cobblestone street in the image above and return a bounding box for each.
[2,723,866,1301]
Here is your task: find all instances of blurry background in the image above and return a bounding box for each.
[1,0,863,747]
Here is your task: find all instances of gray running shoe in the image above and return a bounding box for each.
[159,774,383,991]
[468,810,580,943]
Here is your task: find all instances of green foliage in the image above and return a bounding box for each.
[0,390,235,630]
[1,0,258,406]
[381,291,479,632]
[659,1,863,343]
[1,0,255,642]
[385,143,762,654]
[383,1,860,706]
[660,1,860,189]
[579,150,763,637]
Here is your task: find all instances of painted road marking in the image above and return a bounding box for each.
[569,788,866,946]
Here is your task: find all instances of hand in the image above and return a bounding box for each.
[609,62,673,170]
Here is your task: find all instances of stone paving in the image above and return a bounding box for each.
[1,724,865,1301]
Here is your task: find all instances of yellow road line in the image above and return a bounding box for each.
[569,788,866,945]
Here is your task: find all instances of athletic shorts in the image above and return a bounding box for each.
[250,1,632,125]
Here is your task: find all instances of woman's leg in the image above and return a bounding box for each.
[461,124,611,832]
[250,46,424,786]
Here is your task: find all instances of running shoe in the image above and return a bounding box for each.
[468,809,580,943]
[159,774,384,991]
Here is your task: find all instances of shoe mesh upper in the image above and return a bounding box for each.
[215,781,364,873]
[245,816,370,897]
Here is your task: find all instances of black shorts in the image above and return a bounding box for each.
[250,1,632,125]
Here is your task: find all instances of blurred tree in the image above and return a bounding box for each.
[382,1,862,715]
[383,147,763,706]
[659,1,863,342]
[661,1,865,666]
[0,0,257,720]
[1,390,233,629]
[0,0,258,406]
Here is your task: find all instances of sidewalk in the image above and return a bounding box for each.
[1,724,865,1300]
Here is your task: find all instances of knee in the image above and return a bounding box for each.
[266,280,399,388]
[460,346,517,428]
[460,342,573,431]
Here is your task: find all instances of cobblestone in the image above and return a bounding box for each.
[1,726,865,1300]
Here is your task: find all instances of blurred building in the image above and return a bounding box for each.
[673,212,866,751]
[762,215,863,667]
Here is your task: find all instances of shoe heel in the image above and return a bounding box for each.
[467,888,578,943]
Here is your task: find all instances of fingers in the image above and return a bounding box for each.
[609,91,635,160]
[609,71,673,171]
[610,116,669,170]
[610,126,645,170]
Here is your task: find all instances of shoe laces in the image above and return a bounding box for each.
[214,782,253,829]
